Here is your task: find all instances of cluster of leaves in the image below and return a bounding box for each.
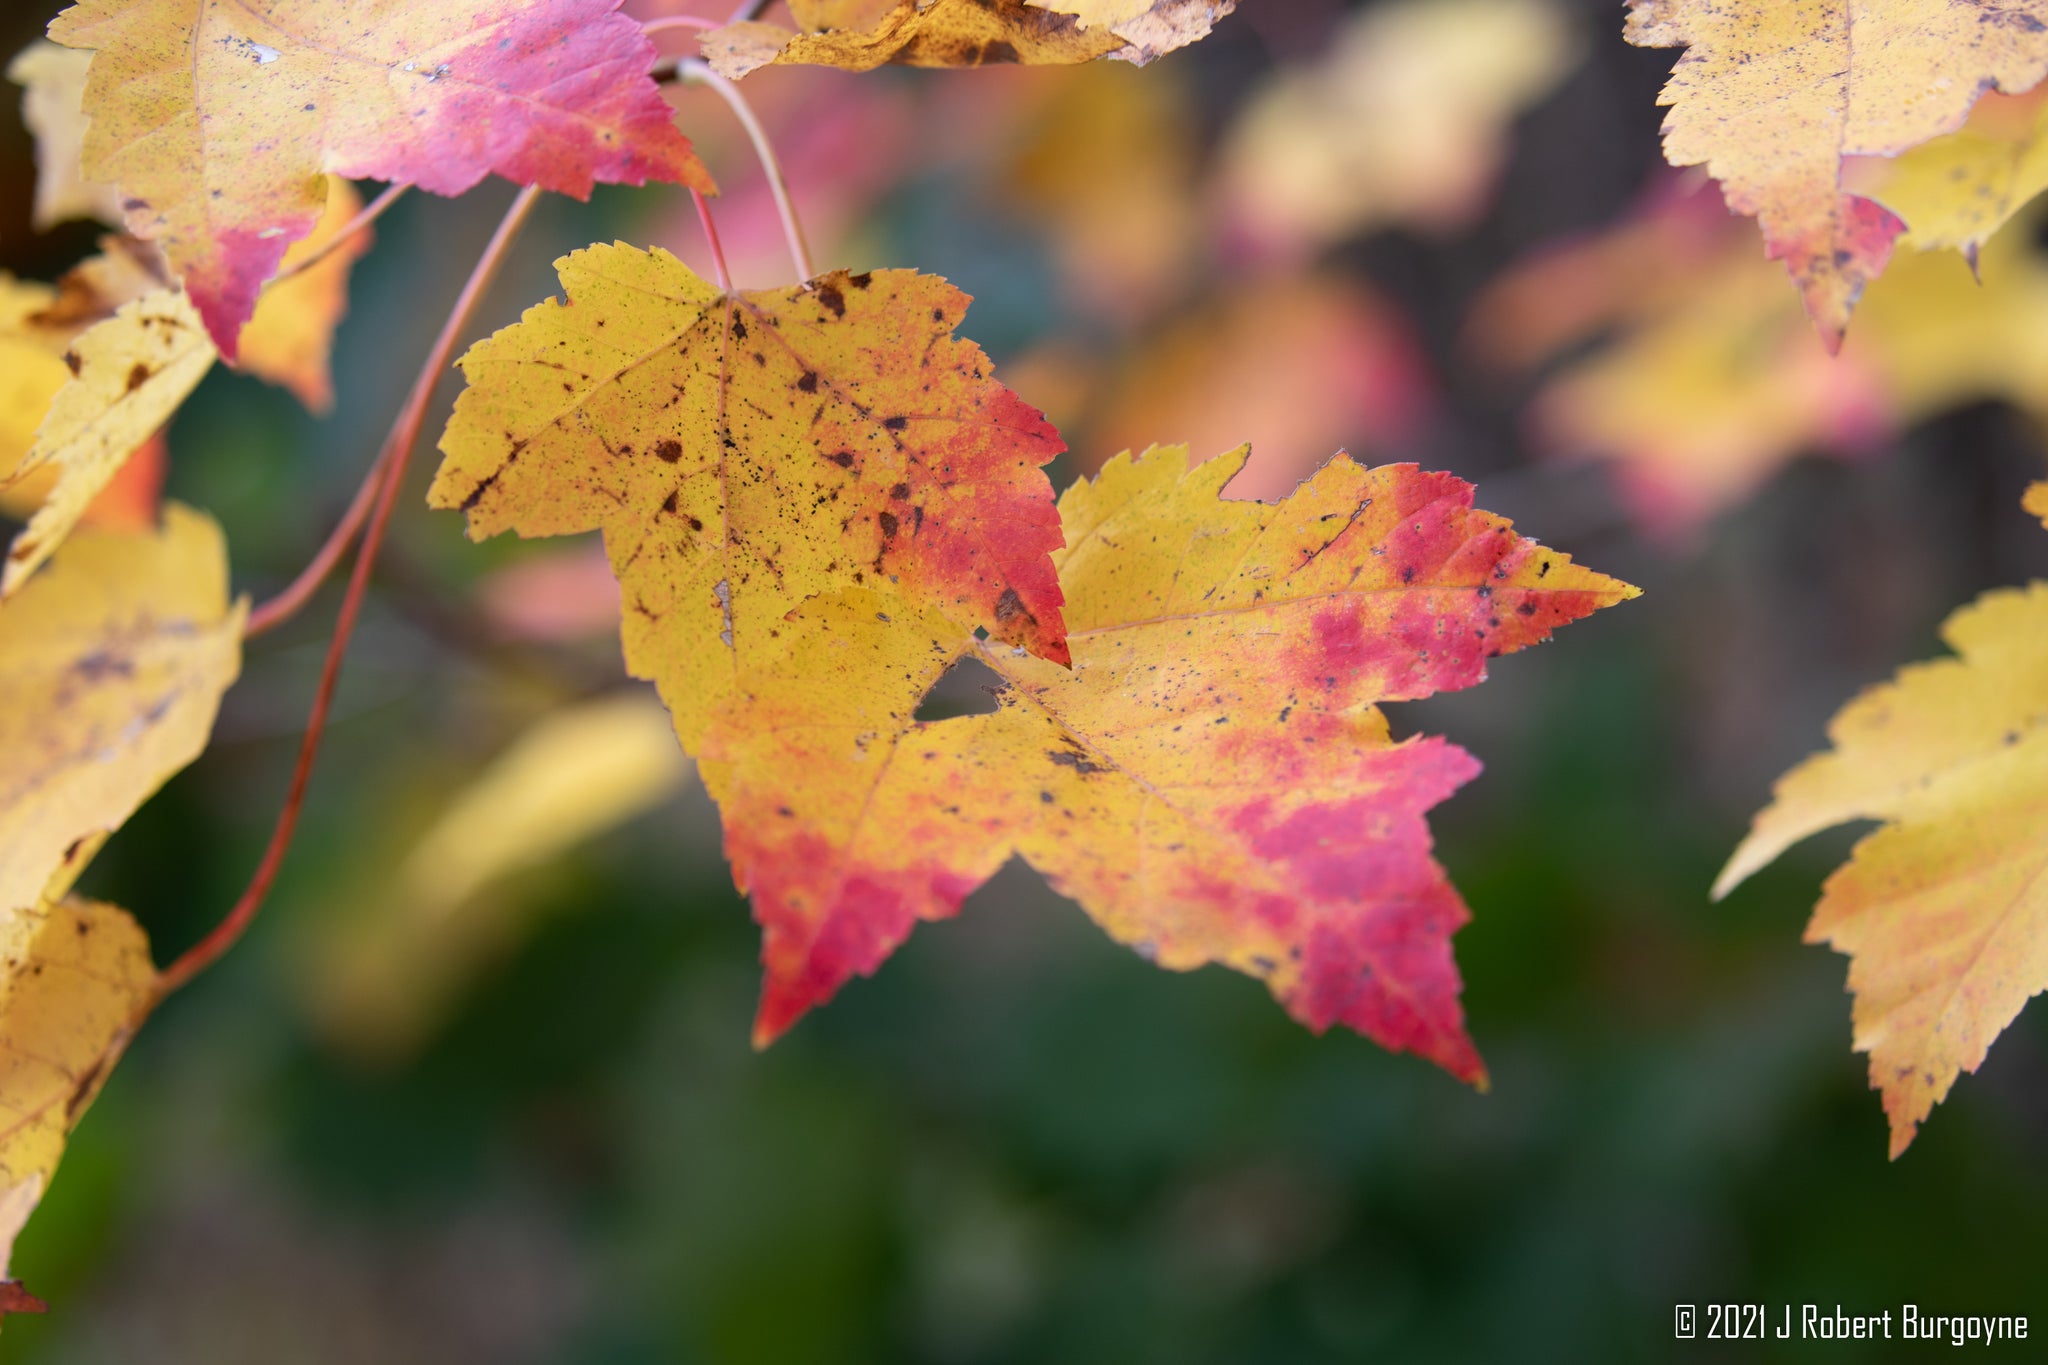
[5,0,2048,1317]
[0,0,1641,1310]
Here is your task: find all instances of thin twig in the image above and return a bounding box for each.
[156,186,544,1001]
[676,56,815,281]
[691,188,734,291]
[266,183,410,289]
[727,0,773,22]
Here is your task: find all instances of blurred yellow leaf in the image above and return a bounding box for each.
[1719,500,2048,1155]
[0,505,245,915]
[1856,88,2048,265]
[7,40,122,233]
[0,278,70,494]
[1476,186,2048,532]
[0,894,157,1277]
[1003,65,1196,322]
[309,692,689,1059]
[1218,0,1577,255]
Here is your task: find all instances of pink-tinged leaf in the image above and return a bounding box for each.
[48,0,714,355]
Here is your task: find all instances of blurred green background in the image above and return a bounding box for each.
[4,0,2046,1360]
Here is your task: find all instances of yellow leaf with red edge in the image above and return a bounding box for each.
[701,0,1226,77]
[8,39,122,232]
[0,505,245,916]
[1624,0,2048,347]
[429,247,1069,751]
[0,893,157,1279]
[698,444,1637,1067]
[1719,494,2048,1155]
[47,0,710,356]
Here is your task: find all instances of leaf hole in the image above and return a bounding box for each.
[913,655,1005,722]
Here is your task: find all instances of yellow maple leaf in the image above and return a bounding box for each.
[430,247,1069,751]
[7,39,122,232]
[701,0,1226,77]
[1855,87,2048,265]
[1,180,368,585]
[1624,0,2048,346]
[1718,501,2048,1154]
[1218,0,1578,254]
[0,505,245,916]
[0,894,157,1278]
[0,289,214,597]
[699,445,1637,1064]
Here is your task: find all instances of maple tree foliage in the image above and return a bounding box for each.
[11,0,2048,1318]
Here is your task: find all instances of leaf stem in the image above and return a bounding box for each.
[156,185,543,1001]
[691,188,735,291]
[727,0,772,22]
[266,183,410,289]
[676,56,815,281]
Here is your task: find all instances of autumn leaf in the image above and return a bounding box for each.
[430,247,1069,750]
[1,289,214,596]
[697,444,1637,1065]
[701,0,1228,78]
[1854,86,2048,267]
[1218,0,1578,257]
[0,893,157,1278]
[1718,495,2048,1155]
[0,505,245,916]
[230,176,373,413]
[2,189,370,588]
[47,0,712,356]
[0,277,71,490]
[8,39,121,232]
[1624,0,2048,346]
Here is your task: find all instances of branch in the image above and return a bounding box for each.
[156,185,544,1001]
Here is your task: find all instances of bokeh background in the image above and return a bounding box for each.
[5,0,2047,1359]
